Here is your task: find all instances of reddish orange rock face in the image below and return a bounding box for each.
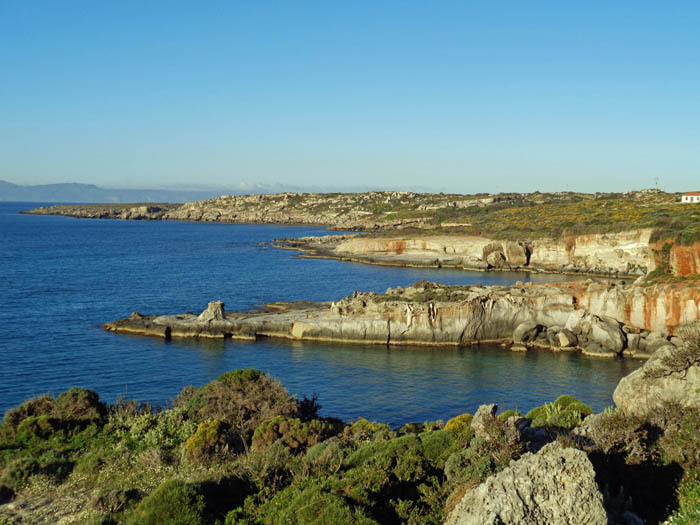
[670,242,700,275]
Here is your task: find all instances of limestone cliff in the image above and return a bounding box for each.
[285,230,655,277]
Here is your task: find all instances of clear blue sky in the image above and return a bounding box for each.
[1,1,698,193]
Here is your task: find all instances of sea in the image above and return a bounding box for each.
[0,202,642,426]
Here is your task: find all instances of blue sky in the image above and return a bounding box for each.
[1,1,698,193]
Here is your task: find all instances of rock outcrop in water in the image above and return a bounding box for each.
[445,442,607,525]
[103,281,700,359]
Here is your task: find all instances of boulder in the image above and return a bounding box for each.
[588,316,626,353]
[646,337,671,354]
[556,329,578,348]
[564,309,586,334]
[445,442,607,525]
[483,243,506,268]
[471,404,498,441]
[486,250,506,268]
[513,322,543,343]
[613,344,700,417]
[197,300,226,322]
[505,242,529,267]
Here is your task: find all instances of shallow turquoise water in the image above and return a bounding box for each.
[0,202,641,425]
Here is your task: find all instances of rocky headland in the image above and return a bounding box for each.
[24,190,700,279]
[104,280,700,360]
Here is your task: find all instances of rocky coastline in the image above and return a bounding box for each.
[24,190,700,278]
[104,280,700,360]
[273,229,656,278]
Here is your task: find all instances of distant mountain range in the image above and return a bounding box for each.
[0,180,247,203]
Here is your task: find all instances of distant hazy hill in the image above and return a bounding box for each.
[0,180,236,203]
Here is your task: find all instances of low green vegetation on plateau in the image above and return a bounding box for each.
[364,191,700,244]
[1,371,699,524]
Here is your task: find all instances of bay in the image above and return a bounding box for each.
[0,202,641,426]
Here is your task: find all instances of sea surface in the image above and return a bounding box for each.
[0,202,642,426]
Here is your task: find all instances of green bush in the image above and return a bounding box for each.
[444,436,499,486]
[418,429,458,468]
[302,441,344,477]
[126,480,206,525]
[668,480,700,525]
[55,388,107,424]
[338,434,430,508]
[342,418,393,443]
[179,369,297,449]
[15,415,59,442]
[184,419,233,464]
[251,416,336,453]
[497,409,522,422]
[1,395,57,441]
[121,406,197,452]
[0,456,40,488]
[444,413,473,435]
[243,479,377,525]
[526,396,592,430]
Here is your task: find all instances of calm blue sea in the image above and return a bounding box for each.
[0,202,642,426]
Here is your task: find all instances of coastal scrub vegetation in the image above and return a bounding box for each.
[1,370,699,524]
[361,191,700,245]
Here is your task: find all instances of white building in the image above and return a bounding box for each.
[682,192,700,203]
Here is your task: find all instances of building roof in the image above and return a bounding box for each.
[684,192,700,196]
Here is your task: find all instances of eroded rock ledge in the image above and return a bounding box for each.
[104,281,700,359]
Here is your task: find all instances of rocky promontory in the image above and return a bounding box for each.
[25,190,700,278]
[104,280,700,359]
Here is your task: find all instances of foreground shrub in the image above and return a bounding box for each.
[15,414,59,442]
[1,395,57,441]
[444,413,473,436]
[126,479,206,525]
[526,395,592,430]
[1,389,106,445]
[178,369,297,449]
[55,387,107,424]
[185,419,234,464]
[120,406,197,452]
[251,416,338,453]
[341,418,393,444]
[236,440,295,494]
[235,479,377,525]
[669,480,700,525]
[445,436,500,487]
[418,429,458,468]
[300,441,344,477]
[334,434,439,522]
[497,409,522,422]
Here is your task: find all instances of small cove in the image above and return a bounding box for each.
[0,202,643,425]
